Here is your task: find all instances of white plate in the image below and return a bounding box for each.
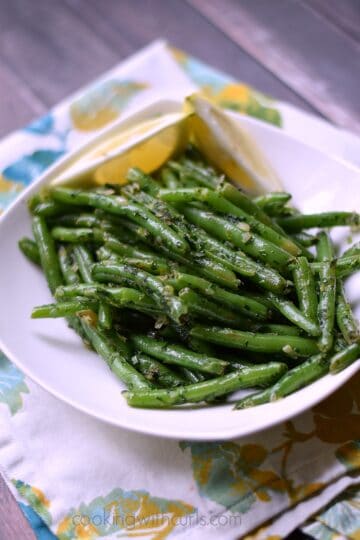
[0,99,359,440]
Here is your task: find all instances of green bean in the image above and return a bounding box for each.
[56,245,89,339]
[184,253,241,290]
[18,237,40,265]
[79,318,151,391]
[55,282,94,298]
[336,282,359,344]
[73,245,112,328]
[126,167,160,196]
[234,388,272,409]
[129,353,186,388]
[126,188,190,248]
[334,336,348,352]
[131,334,228,375]
[178,367,206,384]
[170,272,269,320]
[187,337,217,356]
[293,256,318,324]
[103,216,151,243]
[266,292,320,336]
[28,197,76,218]
[55,284,101,300]
[292,232,319,247]
[103,233,164,261]
[152,241,240,290]
[27,194,41,211]
[183,207,292,270]
[318,262,337,352]
[31,299,97,318]
[342,241,360,258]
[124,362,288,408]
[179,288,253,328]
[73,245,94,283]
[161,167,179,189]
[240,292,274,310]
[169,160,218,189]
[99,242,171,275]
[95,246,117,262]
[218,182,293,240]
[98,288,161,316]
[192,227,288,293]
[253,324,302,336]
[278,212,360,232]
[51,226,94,243]
[32,216,63,294]
[125,172,188,228]
[92,262,187,323]
[329,343,360,373]
[186,257,240,290]
[98,303,113,330]
[317,234,336,352]
[254,192,292,216]
[50,213,98,228]
[51,188,189,254]
[317,232,333,261]
[58,246,80,285]
[110,330,134,359]
[270,354,328,400]
[56,283,161,316]
[190,325,319,357]
[216,188,298,255]
[114,257,170,275]
[95,211,148,244]
[311,255,360,278]
[218,181,274,224]
[160,187,300,256]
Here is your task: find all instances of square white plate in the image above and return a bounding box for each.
[0,99,359,440]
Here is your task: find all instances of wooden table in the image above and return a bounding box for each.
[0,1,359,538]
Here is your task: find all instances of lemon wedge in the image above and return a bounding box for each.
[186,94,282,195]
[52,111,189,186]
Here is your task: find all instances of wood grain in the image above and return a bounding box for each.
[67,0,319,114]
[0,0,130,107]
[188,0,360,132]
[0,60,46,137]
[303,0,360,42]
[0,473,36,540]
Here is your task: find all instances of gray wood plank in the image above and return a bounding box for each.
[0,474,35,540]
[0,0,133,107]
[189,0,360,132]
[0,61,46,137]
[66,0,320,115]
[303,0,360,42]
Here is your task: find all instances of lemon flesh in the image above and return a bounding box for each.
[187,94,282,195]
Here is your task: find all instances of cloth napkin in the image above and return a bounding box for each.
[0,40,359,540]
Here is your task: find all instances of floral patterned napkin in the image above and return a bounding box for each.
[0,40,359,540]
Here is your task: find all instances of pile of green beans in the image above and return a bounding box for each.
[20,147,360,409]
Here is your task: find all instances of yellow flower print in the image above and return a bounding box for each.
[336,441,360,471]
[12,479,52,525]
[181,441,287,514]
[0,174,22,193]
[57,487,195,540]
[70,79,148,131]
